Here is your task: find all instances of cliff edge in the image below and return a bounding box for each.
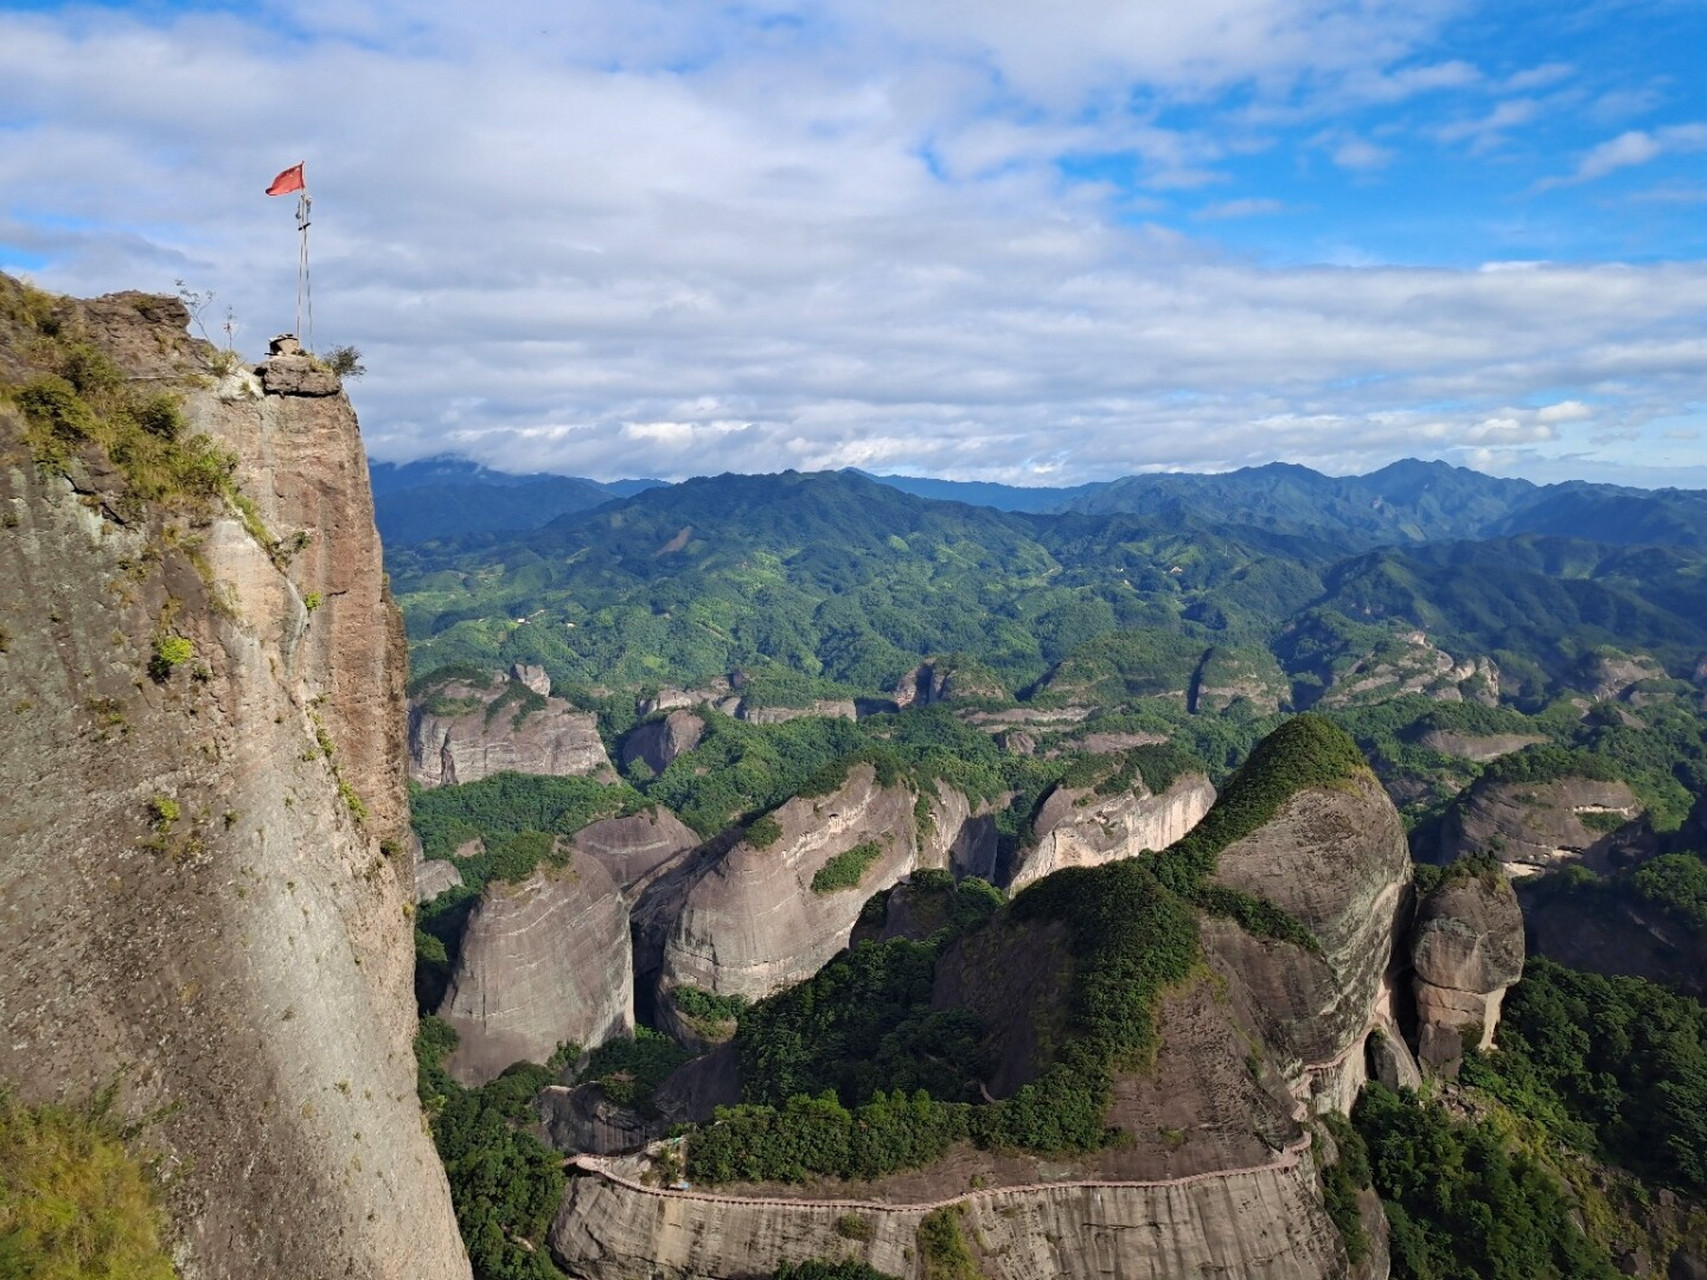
[0,278,469,1278]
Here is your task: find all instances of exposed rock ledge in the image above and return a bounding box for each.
[408,674,614,787]
[549,1141,1352,1280]
[1008,772,1215,890]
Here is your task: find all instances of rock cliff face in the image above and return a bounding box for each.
[551,1144,1349,1280]
[621,709,706,775]
[1008,773,1216,890]
[1417,730,1545,762]
[1441,775,1644,870]
[408,673,614,786]
[1411,875,1525,1074]
[0,280,468,1278]
[572,807,701,892]
[1202,774,1415,1112]
[437,851,633,1086]
[656,765,920,1008]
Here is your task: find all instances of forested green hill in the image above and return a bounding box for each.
[387,468,1707,710]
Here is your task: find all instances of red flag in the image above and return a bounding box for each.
[266,163,305,196]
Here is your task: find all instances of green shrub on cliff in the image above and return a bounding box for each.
[0,1085,177,1280]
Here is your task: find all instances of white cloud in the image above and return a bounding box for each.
[1546,122,1707,186]
[0,3,1703,486]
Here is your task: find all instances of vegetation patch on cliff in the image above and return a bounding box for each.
[0,1083,177,1280]
[811,841,886,894]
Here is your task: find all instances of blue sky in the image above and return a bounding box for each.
[2,0,1705,485]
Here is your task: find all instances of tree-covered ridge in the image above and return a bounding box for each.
[1464,958,1707,1196]
[415,1019,566,1280]
[388,469,1707,715]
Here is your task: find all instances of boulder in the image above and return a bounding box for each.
[408,676,614,786]
[1007,773,1216,890]
[1411,874,1525,1075]
[620,709,704,775]
[571,807,700,893]
[437,852,633,1086]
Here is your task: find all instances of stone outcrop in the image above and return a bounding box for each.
[416,858,465,903]
[894,658,1008,707]
[656,765,922,1010]
[1411,875,1525,1074]
[1201,774,1415,1112]
[0,279,468,1278]
[408,673,614,786]
[510,662,552,696]
[621,709,706,775]
[1007,773,1215,890]
[438,852,633,1085]
[1441,775,1645,870]
[537,1084,651,1156]
[572,807,701,893]
[1314,632,1499,709]
[1417,729,1545,762]
[1579,649,1667,701]
[738,698,857,724]
[550,1145,1352,1280]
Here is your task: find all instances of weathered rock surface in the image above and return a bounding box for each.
[1202,775,1414,1110]
[1007,773,1216,890]
[1441,775,1644,869]
[510,662,551,696]
[1411,875,1524,1073]
[416,858,465,903]
[1417,730,1546,762]
[1519,880,1707,997]
[572,807,701,893]
[738,698,857,724]
[621,709,705,775]
[0,279,468,1278]
[1579,649,1667,701]
[549,1148,1353,1280]
[1315,632,1499,709]
[537,1084,651,1156]
[656,765,921,1008]
[408,675,614,786]
[438,853,633,1086]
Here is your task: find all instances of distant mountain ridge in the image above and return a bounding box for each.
[368,455,663,543]
[376,454,1706,554]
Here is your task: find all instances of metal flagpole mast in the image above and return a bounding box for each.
[296,189,314,350]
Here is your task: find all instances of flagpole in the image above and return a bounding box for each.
[296,189,314,351]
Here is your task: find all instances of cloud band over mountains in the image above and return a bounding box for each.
[2,0,1704,485]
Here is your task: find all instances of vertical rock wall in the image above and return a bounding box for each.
[0,285,468,1279]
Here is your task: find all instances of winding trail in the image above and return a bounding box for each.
[571,1132,1315,1215]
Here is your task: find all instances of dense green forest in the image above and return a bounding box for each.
[387,470,1707,709]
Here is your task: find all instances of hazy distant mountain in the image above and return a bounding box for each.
[368,455,664,543]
